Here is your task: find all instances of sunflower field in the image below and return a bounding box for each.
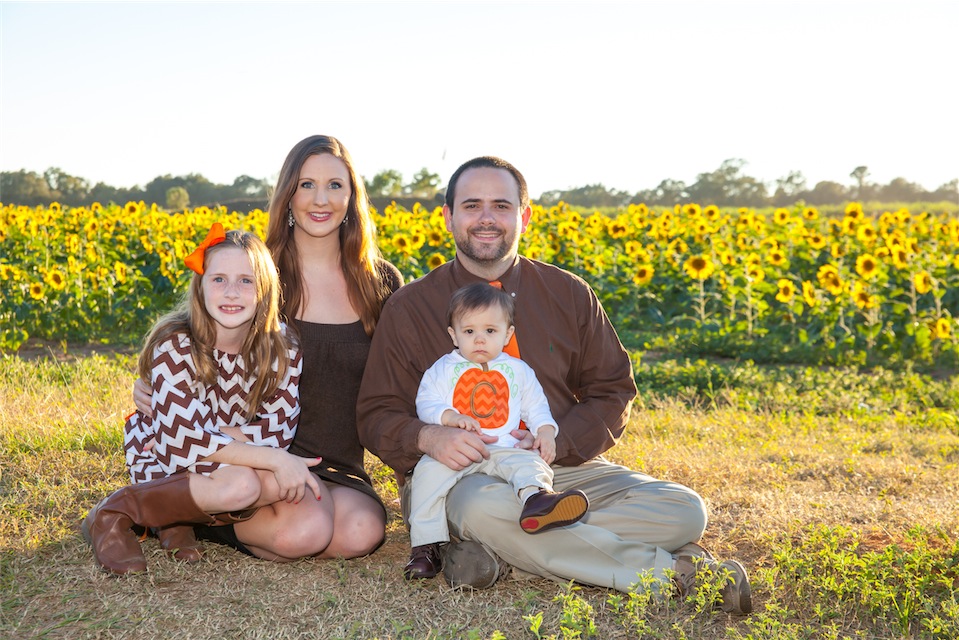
[3,199,958,367]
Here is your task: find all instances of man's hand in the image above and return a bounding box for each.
[418,424,498,471]
[132,378,152,417]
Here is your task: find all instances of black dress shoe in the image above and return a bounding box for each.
[404,543,443,579]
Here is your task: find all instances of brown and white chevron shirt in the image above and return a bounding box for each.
[124,331,302,484]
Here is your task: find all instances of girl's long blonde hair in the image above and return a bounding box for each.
[137,230,291,420]
[265,135,391,336]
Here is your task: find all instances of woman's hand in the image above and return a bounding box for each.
[132,378,152,416]
[268,449,322,503]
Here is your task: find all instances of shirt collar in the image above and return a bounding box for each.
[450,255,523,293]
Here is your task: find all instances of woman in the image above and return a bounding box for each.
[134,135,402,561]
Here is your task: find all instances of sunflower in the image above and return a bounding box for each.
[803,207,819,221]
[30,282,44,299]
[817,264,844,295]
[703,205,720,221]
[427,229,445,247]
[855,254,879,280]
[124,201,140,216]
[633,264,654,286]
[747,264,765,283]
[776,279,796,303]
[845,202,864,220]
[426,253,446,270]
[913,271,933,294]
[807,233,827,250]
[933,317,952,340]
[768,249,788,267]
[802,281,818,307]
[891,248,909,270]
[773,208,790,225]
[44,268,67,290]
[668,238,689,256]
[392,234,413,255]
[607,221,629,239]
[624,240,644,259]
[114,261,129,284]
[852,281,878,309]
[857,224,878,244]
[719,250,735,266]
[683,255,715,281]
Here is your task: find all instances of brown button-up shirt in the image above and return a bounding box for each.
[357,256,637,477]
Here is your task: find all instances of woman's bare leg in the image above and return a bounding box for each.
[316,484,386,559]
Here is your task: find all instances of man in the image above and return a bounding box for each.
[356,157,751,614]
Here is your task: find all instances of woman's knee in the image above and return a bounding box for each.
[213,467,261,511]
[270,507,334,559]
[334,509,386,558]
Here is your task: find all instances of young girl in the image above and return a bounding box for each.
[132,135,403,561]
[83,224,327,575]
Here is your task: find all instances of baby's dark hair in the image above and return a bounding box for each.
[447,283,515,328]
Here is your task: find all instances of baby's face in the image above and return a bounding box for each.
[447,305,515,365]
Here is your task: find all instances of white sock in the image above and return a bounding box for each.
[519,486,545,503]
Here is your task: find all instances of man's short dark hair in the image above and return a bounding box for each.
[444,156,530,211]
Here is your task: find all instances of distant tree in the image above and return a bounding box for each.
[231,174,269,198]
[772,171,808,206]
[405,168,441,199]
[633,178,689,205]
[88,181,138,206]
[686,159,767,206]
[365,169,404,198]
[166,186,190,210]
[0,169,56,205]
[849,166,871,200]
[878,177,925,203]
[803,181,849,205]
[540,183,631,208]
[44,167,90,205]
[930,179,958,204]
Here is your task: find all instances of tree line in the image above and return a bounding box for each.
[1,160,955,210]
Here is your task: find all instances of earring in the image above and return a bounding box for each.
[288,207,294,228]
[341,215,349,226]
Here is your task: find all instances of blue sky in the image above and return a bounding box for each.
[1,0,956,197]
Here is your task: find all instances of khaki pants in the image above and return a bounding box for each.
[407,448,552,547]
[439,458,708,592]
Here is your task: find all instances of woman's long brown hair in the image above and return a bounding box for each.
[265,135,391,335]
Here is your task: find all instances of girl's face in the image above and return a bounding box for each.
[202,247,258,349]
[290,153,352,241]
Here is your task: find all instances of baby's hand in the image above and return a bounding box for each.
[533,425,557,464]
[442,410,482,434]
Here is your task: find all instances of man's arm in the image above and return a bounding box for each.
[551,282,637,466]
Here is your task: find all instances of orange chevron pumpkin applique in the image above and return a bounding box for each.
[452,364,510,430]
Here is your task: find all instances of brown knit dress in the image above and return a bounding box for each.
[287,260,403,513]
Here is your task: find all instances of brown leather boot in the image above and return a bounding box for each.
[81,474,216,575]
[155,525,203,563]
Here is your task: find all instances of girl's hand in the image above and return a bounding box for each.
[269,450,322,503]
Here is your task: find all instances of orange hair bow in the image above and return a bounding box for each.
[184,223,227,274]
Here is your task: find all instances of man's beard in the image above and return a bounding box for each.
[454,226,516,264]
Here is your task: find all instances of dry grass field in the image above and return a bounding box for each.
[2,346,958,639]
